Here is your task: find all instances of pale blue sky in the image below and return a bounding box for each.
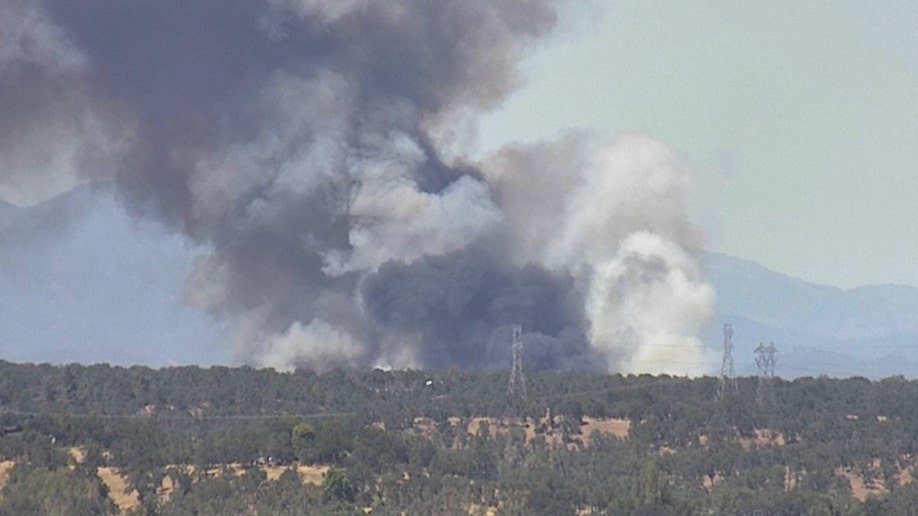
[0,189,228,366]
[479,1,918,288]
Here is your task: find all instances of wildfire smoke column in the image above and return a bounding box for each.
[0,0,714,374]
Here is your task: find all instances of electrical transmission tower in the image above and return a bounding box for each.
[507,325,527,400]
[716,323,738,401]
[754,341,777,406]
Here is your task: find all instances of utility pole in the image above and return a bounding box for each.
[507,325,527,401]
[754,341,777,406]
[716,323,738,401]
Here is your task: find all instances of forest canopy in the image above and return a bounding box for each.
[1,361,917,514]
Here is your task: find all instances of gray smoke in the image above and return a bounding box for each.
[0,0,713,374]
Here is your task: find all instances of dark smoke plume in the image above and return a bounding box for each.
[0,0,713,373]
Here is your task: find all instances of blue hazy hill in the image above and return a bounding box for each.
[706,252,918,379]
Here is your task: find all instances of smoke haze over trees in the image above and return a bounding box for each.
[0,0,713,373]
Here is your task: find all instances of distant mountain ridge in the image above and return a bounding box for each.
[705,252,918,378]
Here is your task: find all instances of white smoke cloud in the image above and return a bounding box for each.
[480,134,590,261]
[268,0,372,24]
[324,174,502,275]
[257,318,365,372]
[483,134,715,375]
[585,232,715,375]
[542,134,699,270]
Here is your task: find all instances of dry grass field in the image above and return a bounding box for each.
[97,467,140,513]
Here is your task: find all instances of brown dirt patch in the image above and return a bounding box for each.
[159,475,175,504]
[579,417,630,442]
[411,417,439,439]
[262,466,289,481]
[659,445,676,456]
[837,463,887,502]
[467,417,503,438]
[525,423,564,447]
[205,463,246,478]
[408,416,631,448]
[263,465,327,484]
[0,460,15,492]
[739,429,785,450]
[68,447,85,464]
[297,465,329,485]
[702,472,724,491]
[468,503,498,515]
[898,466,913,486]
[98,467,140,513]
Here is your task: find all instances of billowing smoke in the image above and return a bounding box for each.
[0,1,714,374]
[483,136,715,374]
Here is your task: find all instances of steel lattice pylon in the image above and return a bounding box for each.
[716,323,738,401]
[754,341,777,406]
[507,325,527,400]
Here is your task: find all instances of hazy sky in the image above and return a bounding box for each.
[0,188,228,366]
[2,2,917,367]
[480,1,918,288]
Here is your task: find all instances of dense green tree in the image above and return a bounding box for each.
[0,464,115,516]
[323,467,356,503]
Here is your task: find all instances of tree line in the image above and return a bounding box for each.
[2,360,918,514]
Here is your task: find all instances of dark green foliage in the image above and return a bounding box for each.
[6,361,918,513]
[0,464,116,515]
[158,468,325,516]
[323,467,356,503]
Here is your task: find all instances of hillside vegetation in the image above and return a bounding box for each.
[1,361,918,514]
